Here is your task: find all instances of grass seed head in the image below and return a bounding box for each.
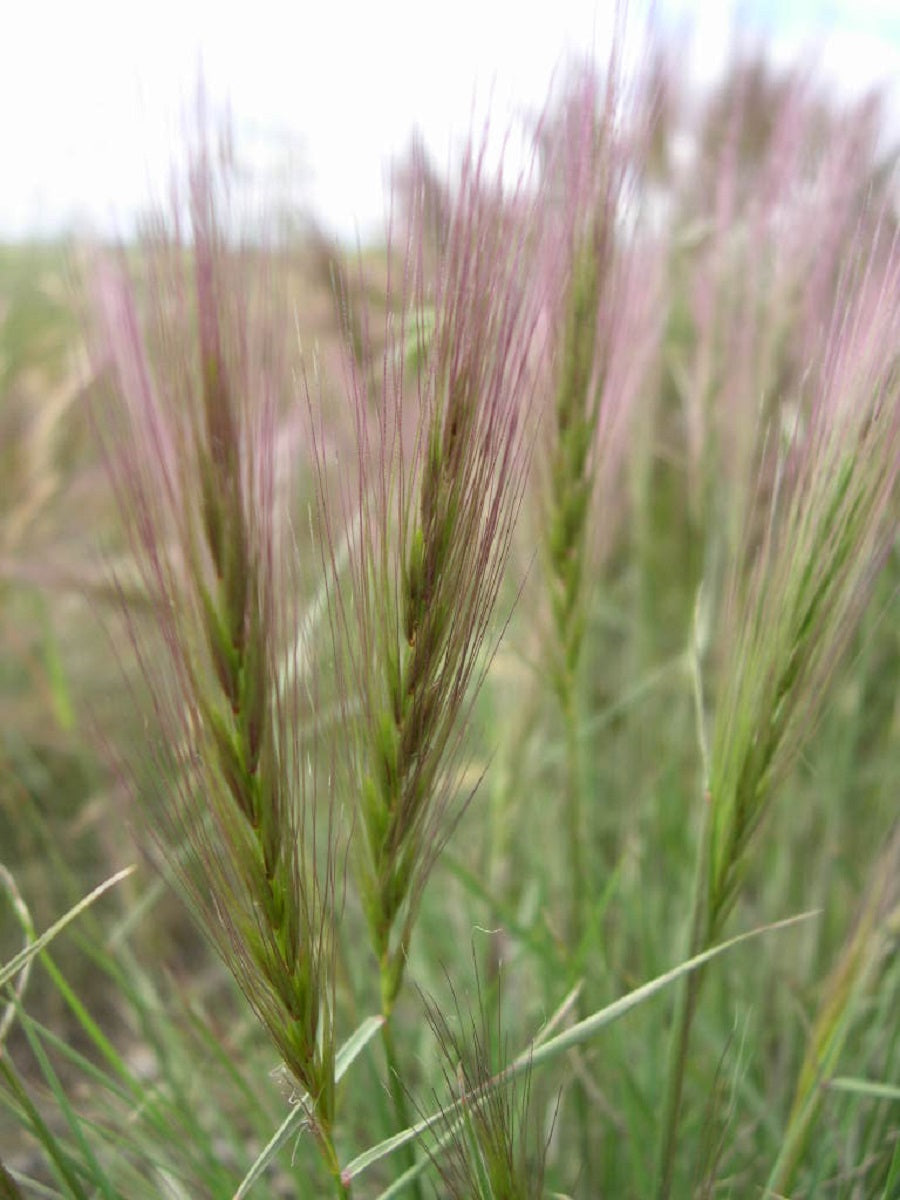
[536,65,664,692]
[319,141,543,1014]
[705,223,900,939]
[93,137,338,1124]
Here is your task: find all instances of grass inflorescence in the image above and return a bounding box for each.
[91,146,343,1185]
[2,22,900,1200]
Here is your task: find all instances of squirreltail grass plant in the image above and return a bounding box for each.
[319,148,540,1016]
[538,64,635,946]
[314,141,541,1172]
[92,145,346,1192]
[655,220,900,1197]
[536,42,666,901]
[533,57,664,1186]
[650,57,898,645]
[9,31,900,1199]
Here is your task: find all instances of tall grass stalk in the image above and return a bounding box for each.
[318,148,539,1015]
[656,223,900,1197]
[93,146,346,1193]
[539,62,656,946]
[313,140,540,1190]
[536,59,662,1187]
[539,78,611,1185]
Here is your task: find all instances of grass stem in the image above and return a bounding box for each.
[558,668,595,1193]
[380,1017,424,1200]
[654,801,711,1200]
[317,1124,352,1200]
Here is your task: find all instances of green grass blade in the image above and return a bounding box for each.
[0,1057,89,1200]
[520,913,816,1074]
[334,1016,387,1079]
[344,912,817,1184]
[1,1175,62,1200]
[38,951,140,1098]
[375,1114,465,1200]
[8,1012,132,1106]
[0,1161,25,1200]
[828,1077,900,1102]
[15,1005,118,1200]
[0,867,134,991]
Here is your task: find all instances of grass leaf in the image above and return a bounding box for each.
[0,867,135,992]
[345,912,817,1184]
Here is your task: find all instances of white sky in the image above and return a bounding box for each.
[2,1,899,242]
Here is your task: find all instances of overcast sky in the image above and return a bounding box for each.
[2,1,899,242]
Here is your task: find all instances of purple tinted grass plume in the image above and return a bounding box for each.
[535,60,663,943]
[320,146,540,1021]
[705,227,900,939]
[533,59,665,1188]
[656,220,900,1199]
[541,67,626,698]
[667,61,895,553]
[93,149,344,1186]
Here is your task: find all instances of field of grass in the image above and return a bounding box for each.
[1,46,899,1200]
